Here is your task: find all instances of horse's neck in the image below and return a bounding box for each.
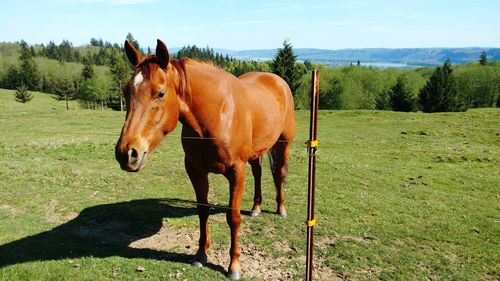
[176,62,210,138]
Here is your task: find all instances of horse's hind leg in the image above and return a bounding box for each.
[185,158,210,267]
[249,157,263,217]
[268,140,291,217]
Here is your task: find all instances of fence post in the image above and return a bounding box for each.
[305,70,319,281]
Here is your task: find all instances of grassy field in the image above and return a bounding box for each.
[0,89,498,280]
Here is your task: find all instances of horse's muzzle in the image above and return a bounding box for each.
[115,144,148,172]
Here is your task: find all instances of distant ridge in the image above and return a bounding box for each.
[173,47,500,67]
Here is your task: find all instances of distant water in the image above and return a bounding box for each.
[360,62,422,68]
[326,62,424,68]
[308,60,430,68]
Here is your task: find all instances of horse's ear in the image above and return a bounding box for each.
[124,40,143,67]
[156,39,169,69]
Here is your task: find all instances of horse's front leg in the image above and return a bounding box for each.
[224,161,246,280]
[185,158,210,267]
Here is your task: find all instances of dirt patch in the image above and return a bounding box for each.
[129,223,196,251]
[44,200,78,224]
[129,223,342,280]
[0,204,22,217]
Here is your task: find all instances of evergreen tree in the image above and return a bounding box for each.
[271,40,302,97]
[93,47,109,65]
[73,50,82,62]
[58,40,74,62]
[419,59,466,112]
[375,90,391,110]
[14,84,33,104]
[357,60,361,66]
[30,46,36,57]
[2,65,20,89]
[54,77,78,110]
[90,38,100,46]
[109,47,131,111]
[479,51,488,66]
[18,40,40,90]
[44,41,59,60]
[81,54,95,80]
[38,43,46,57]
[389,75,415,112]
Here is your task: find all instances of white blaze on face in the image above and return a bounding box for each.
[133,72,144,87]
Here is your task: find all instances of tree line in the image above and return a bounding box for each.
[0,35,498,112]
[0,38,131,110]
[175,45,271,76]
[294,52,499,112]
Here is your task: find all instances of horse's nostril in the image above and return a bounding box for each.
[129,148,139,159]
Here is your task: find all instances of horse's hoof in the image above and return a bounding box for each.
[250,210,261,217]
[279,210,287,218]
[228,270,241,280]
[192,258,207,268]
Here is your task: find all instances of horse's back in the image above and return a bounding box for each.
[239,71,293,112]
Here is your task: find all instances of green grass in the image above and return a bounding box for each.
[0,89,499,280]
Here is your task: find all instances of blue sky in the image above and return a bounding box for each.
[1,0,499,50]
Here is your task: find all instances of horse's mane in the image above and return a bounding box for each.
[183,58,222,70]
[170,58,189,99]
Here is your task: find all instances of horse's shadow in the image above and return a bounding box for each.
[0,198,227,274]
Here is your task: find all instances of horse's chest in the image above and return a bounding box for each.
[182,139,233,174]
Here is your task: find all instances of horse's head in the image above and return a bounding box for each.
[115,39,180,172]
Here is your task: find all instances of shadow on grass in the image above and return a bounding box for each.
[0,198,227,274]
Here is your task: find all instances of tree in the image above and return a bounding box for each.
[375,90,391,110]
[479,51,488,66]
[90,38,100,46]
[14,84,33,104]
[389,75,415,112]
[93,47,109,65]
[271,40,302,98]
[455,66,500,108]
[319,77,344,110]
[81,54,95,80]
[58,40,74,62]
[2,64,20,89]
[304,60,313,71]
[44,41,59,60]
[18,40,40,90]
[54,77,78,110]
[419,59,466,112]
[109,47,131,111]
[78,79,99,109]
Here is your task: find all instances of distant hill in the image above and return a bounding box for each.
[189,47,500,67]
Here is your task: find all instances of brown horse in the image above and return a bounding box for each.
[115,39,295,279]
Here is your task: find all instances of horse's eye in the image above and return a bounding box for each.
[156,89,166,100]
